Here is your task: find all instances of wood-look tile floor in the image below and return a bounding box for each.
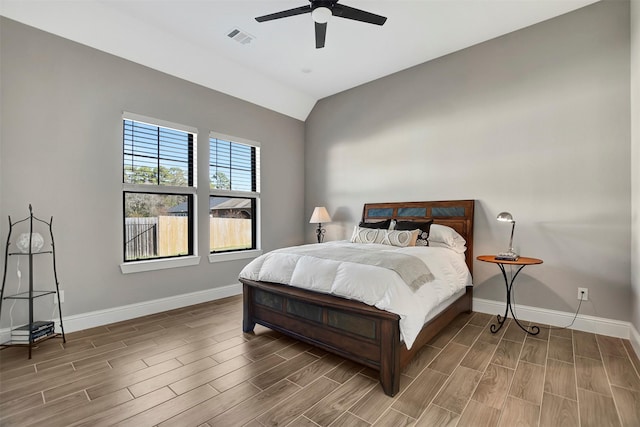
[1,295,639,427]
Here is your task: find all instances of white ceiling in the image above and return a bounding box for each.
[0,0,599,121]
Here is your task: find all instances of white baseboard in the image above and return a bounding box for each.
[2,290,637,358]
[631,324,640,359]
[1,283,242,343]
[473,297,632,339]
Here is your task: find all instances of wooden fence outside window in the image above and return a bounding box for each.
[126,216,252,260]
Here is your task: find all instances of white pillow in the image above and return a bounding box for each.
[350,226,419,247]
[428,224,466,253]
[429,241,467,254]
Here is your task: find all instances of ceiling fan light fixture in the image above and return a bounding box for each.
[312,6,332,24]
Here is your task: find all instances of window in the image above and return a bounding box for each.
[122,113,196,263]
[209,133,260,255]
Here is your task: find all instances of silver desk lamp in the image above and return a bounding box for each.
[496,212,519,261]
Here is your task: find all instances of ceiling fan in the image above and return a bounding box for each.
[255,0,387,49]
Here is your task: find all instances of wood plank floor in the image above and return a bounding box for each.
[1,295,639,426]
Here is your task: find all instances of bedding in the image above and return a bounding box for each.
[239,240,472,349]
[429,223,467,253]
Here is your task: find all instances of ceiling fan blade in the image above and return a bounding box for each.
[315,22,327,49]
[332,4,387,25]
[255,5,312,22]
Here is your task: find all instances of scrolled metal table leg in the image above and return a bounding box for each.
[490,263,540,335]
[490,264,511,333]
[497,263,540,336]
[490,314,507,333]
[508,298,540,336]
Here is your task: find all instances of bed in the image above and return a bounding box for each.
[239,200,474,396]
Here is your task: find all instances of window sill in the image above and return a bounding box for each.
[208,249,263,263]
[120,256,201,274]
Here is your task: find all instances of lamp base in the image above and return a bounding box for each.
[496,251,519,261]
[315,224,325,243]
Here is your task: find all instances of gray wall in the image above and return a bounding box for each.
[306,0,632,321]
[632,0,640,332]
[0,18,305,326]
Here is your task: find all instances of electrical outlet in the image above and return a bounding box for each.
[54,290,64,304]
[578,287,588,301]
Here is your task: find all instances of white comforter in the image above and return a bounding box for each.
[239,241,472,349]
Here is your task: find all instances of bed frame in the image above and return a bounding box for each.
[241,200,474,396]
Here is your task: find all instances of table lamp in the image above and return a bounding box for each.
[310,206,331,243]
[496,211,519,261]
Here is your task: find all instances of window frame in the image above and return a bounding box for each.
[120,112,200,273]
[208,132,262,263]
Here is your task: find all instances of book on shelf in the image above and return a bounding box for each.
[12,334,54,344]
[12,334,52,343]
[11,320,54,336]
[11,326,55,342]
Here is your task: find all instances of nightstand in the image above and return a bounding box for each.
[477,255,543,335]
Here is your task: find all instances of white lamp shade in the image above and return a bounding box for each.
[310,206,331,224]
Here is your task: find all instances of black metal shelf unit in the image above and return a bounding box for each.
[0,205,66,358]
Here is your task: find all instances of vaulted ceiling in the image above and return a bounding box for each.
[0,0,599,120]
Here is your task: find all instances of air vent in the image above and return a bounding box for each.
[227,28,255,45]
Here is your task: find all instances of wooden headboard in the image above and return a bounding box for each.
[361,200,475,275]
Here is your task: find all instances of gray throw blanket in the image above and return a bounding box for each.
[276,244,435,292]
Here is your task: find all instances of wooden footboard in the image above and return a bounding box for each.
[241,278,473,396]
